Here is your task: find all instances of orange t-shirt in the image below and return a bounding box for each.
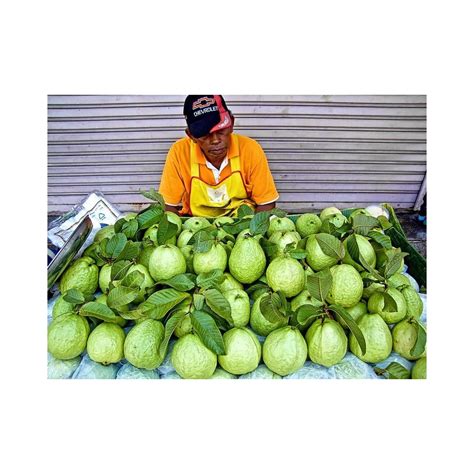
[159,134,279,215]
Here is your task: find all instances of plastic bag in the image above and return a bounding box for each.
[116,362,160,379]
[283,361,331,379]
[239,364,281,379]
[160,371,182,379]
[328,353,378,379]
[72,354,120,379]
[48,353,82,379]
[157,339,177,376]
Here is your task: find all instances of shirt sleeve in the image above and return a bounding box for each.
[159,144,185,205]
[248,142,279,205]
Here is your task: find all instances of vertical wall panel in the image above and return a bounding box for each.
[48,95,426,214]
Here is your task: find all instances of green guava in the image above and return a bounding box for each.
[336,300,367,329]
[411,356,427,379]
[182,217,211,232]
[326,264,363,307]
[177,229,196,248]
[94,294,127,326]
[266,217,296,237]
[124,319,165,369]
[295,213,322,237]
[305,234,339,271]
[218,327,262,375]
[210,368,237,379]
[171,333,217,379]
[52,294,75,319]
[266,256,305,298]
[93,225,116,243]
[48,313,90,360]
[59,256,99,295]
[349,313,392,363]
[342,234,376,271]
[368,287,407,324]
[173,310,193,338]
[148,244,186,281]
[319,206,342,221]
[87,322,125,365]
[305,318,347,367]
[228,235,266,284]
[392,319,426,361]
[250,293,288,337]
[223,289,250,327]
[262,327,308,376]
[401,286,423,319]
[268,230,301,258]
[192,242,228,274]
[219,272,244,292]
[165,211,182,234]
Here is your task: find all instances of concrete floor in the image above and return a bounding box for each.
[395,210,427,259]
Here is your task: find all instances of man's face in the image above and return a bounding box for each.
[190,124,233,162]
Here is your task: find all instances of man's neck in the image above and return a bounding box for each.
[205,155,226,169]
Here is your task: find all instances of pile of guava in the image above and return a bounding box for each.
[48,191,426,380]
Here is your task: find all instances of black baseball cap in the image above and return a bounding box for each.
[183,95,232,138]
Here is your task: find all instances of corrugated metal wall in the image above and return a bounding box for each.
[48,95,426,214]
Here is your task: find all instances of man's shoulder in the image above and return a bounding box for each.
[233,134,264,154]
[168,136,192,161]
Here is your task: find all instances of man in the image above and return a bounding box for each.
[159,95,279,217]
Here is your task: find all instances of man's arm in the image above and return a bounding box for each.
[255,202,276,213]
[164,204,181,214]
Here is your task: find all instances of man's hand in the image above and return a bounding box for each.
[164,204,181,214]
[255,202,276,213]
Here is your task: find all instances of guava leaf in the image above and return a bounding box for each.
[113,218,127,234]
[196,269,225,289]
[259,293,287,324]
[288,248,307,260]
[383,253,404,279]
[329,305,366,355]
[381,291,398,312]
[62,288,85,305]
[297,237,308,249]
[315,233,345,260]
[374,362,410,379]
[222,219,251,235]
[111,260,133,281]
[141,189,165,207]
[246,282,270,296]
[79,302,123,323]
[116,307,147,320]
[204,288,233,325]
[351,215,379,236]
[156,273,196,291]
[121,269,145,289]
[410,321,427,358]
[156,213,178,245]
[260,238,279,258]
[368,231,392,249]
[307,270,332,303]
[121,219,139,239]
[107,286,140,308]
[270,208,287,218]
[137,205,164,230]
[249,211,271,235]
[188,229,214,253]
[295,304,323,326]
[106,233,128,259]
[191,310,226,355]
[237,205,254,218]
[193,293,205,311]
[345,234,360,263]
[115,241,141,262]
[275,291,288,312]
[159,310,188,359]
[140,288,190,320]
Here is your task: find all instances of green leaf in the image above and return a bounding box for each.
[315,233,345,260]
[330,305,366,355]
[246,282,270,295]
[189,229,214,253]
[270,208,288,218]
[156,273,196,291]
[62,289,85,305]
[288,248,307,260]
[260,238,280,258]
[345,234,360,263]
[381,291,398,312]
[377,362,411,379]
[140,288,191,320]
[204,288,233,325]
[106,233,128,259]
[295,304,323,326]
[259,293,287,324]
[351,215,380,236]
[137,205,164,230]
[157,213,178,245]
[221,219,251,235]
[121,269,145,289]
[116,307,147,320]
[107,286,140,308]
[275,290,288,313]
[110,260,133,282]
[249,211,271,235]
[237,205,254,218]
[196,269,225,289]
[377,215,393,231]
[121,219,139,239]
[116,241,141,262]
[307,270,333,303]
[141,189,165,207]
[159,310,188,359]
[113,218,127,234]
[297,237,308,249]
[410,322,427,358]
[383,253,404,279]
[368,231,392,249]
[79,302,125,324]
[190,310,226,355]
[193,293,205,311]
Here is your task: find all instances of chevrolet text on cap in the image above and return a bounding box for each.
[183,95,232,138]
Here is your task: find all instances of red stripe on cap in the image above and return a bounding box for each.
[210,95,232,133]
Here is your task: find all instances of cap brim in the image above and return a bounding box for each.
[209,111,232,133]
